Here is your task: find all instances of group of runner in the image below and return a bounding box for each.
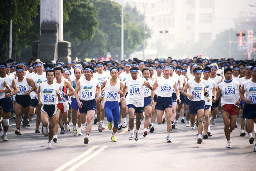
[0,56,255,151]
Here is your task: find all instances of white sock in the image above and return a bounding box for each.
[208,125,211,132]
[249,133,253,138]
[167,133,171,138]
[122,118,127,124]
[198,134,202,138]
[144,128,147,132]
[73,125,77,129]
[130,130,134,135]
[112,132,115,136]
[151,123,154,126]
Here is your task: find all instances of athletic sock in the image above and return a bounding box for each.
[249,133,253,138]
[144,128,147,132]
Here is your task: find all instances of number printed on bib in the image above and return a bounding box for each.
[107,91,118,100]
[81,86,93,99]
[225,86,235,95]
[192,87,202,99]
[18,85,27,93]
[43,89,55,103]
[160,85,172,93]
[130,86,141,95]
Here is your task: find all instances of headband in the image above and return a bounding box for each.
[130,70,139,73]
[245,66,252,70]
[36,63,44,67]
[96,63,104,67]
[182,70,187,73]
[84,68,93,73]
[194,69,203,74]
[64,70,71,74]
[0,65,7,68]
[16,69,24,72]
[210,66,217,70]
[148,67,154,70]
[176,68,182,71]
[251,67,256,72]
[110,69,118,73]
[203,70,211,73]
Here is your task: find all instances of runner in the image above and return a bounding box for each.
[74,66,101,144]
[152,66,179,143]
[240,65,256,151]
[122,67,152,141]
[142,68,154,137]
[0,63,18,141]
[182,67,209,144]
[216,67,240,148]
[14,67,35,135]
[101,67,124,142]
[38,70,62,149]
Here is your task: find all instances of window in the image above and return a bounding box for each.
[200,13,213,23]
[199,0,214,8]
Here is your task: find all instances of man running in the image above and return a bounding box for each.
[75,66,101,144]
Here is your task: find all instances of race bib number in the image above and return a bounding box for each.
[82,90,93,99]
[249,94,256,104]
[44,94,55,103]
[192,91,201,99]
[160,85,172,93]
[18,85,27,93]
[107,91,118,100]
[130,87,140,95]
[225,87,235,95]
[144,88,150,96]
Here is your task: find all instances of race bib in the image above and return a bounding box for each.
[18,85,27,93]
[130,87,141,95]
[249,94,256,104]
[81,90,93,99]
[107,91,118,100]
[160,85,172,93]
[43,94,55,103]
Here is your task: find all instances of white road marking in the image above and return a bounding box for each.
[67,146,108,171]
[54,145,98,171]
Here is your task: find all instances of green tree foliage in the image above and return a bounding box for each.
[0,0,39,61]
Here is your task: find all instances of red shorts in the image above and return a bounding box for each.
[222,104,239,115]
[57,103,69,113]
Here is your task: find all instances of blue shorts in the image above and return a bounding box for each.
[212,97,220,108]
[15,95,31,107]
[243,104,256,119]
[71,97,78,110]
[204,105,211,110]
[172,93,177,102]
[30,98,39,107]
[144,97,152,107]
[156,96,172,111]
[127,104,144,113]
[189,100,205,114]
[0,98,13,113]
[80,99,96,113]
[184,96,190,105]
[154,95,158,102]
[239,100,246,109]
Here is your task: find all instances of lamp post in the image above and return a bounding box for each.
[121,0,124,61]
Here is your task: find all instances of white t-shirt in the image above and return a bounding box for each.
[187,79,207,101]
[156,77,175,98]
[218,80,240,106]
[243,80,256,104]
[30,73,47,99]
[203,78,216,105]
[125,77,145,107]
[79,78,98,101]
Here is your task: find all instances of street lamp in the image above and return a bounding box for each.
[121,0,124,61]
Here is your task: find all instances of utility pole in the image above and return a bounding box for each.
[9,19,13,59]
[143,2,146,61]
[121,0,124,61]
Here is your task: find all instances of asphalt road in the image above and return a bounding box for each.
[0,114,256,171]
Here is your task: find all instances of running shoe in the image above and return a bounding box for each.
[181,118,185,123]
[171,122,176,129]
[15,130,22,135]
[134,131,138,141]
[111,136,117,142]
[226,141,231,148]
[53,135,58,143]
[35,130,40,133]
[60,128,65,134]
[207,131,212,137]
[98,122,103,132]
[94,117,98,125]
[108,122,112,130]
[65,124,70,132]
[162,118,166,124]
[203,134,208,139]
[129,134,134,140]
[118,125,122,130]
[166,136,172,143]
[102,122,106,130]
[249,137,254,144]
[84,136,89,144]
[197,137,202,144]
[186,121,190,127]
[143,131,147,137]
[122,122,127,128]
[240,130,246,137]
[73,128,77,136]
[2,132,8,141]
[46,143,52,149]
[78,128,82,136]
[191,124,196,130]
[149,125,154,133]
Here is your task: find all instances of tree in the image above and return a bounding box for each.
[0,0,39,61]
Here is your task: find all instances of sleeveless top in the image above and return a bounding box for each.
[40,82,60,105]
[16,77,30,95]
[79,78,98,101]
[105,79,120,102]
[156,77,175,97]
[188,80,206,101]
